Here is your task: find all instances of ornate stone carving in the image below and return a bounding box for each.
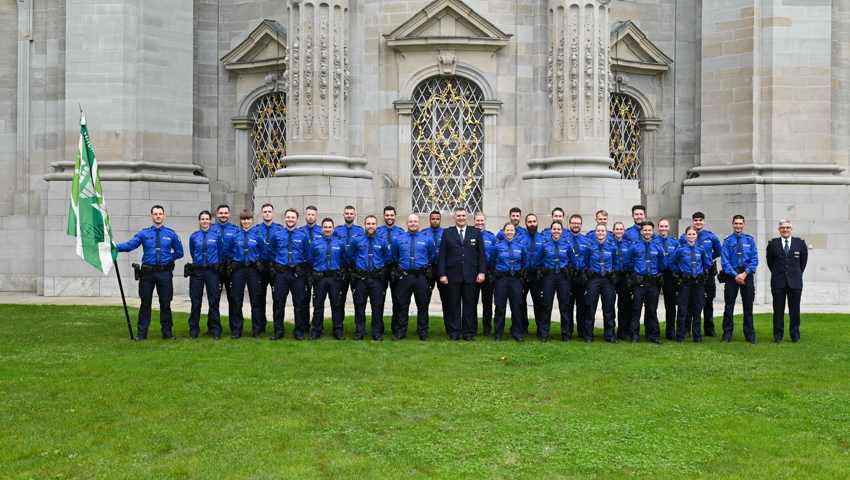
[303,15,314,136]
[437,49,457,75]
[319,15,329,136]
[290,25,300,137]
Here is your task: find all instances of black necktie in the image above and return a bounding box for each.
[368,237,374,270]
[409,234,415,269]
[690,245,697,276]
[242,231,249,261]
[644,241,651,273]
[459,227,464,243]
[202,231,208,266]
[598,242,605,274]
[784,239,790,256]
[736,235,743,268]
[554,241,561,273]
[325,237,332,270]
[508,241,514,272]
[306,226,313,251]
[155,228,162,265]
[287,230,293,265]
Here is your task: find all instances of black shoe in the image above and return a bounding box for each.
[494,334,503,341]
[189,333,199,339]
[353,333,365,340]
[271,334,284,341]
[294,334,305,341]
[583,337,593,343]
[482,328,492,336]
[333,334,345,340]
[134,337,147,342]
[747,338,757,345]
[561,336,571,342]
[693,337,703,343]
[373,335,383,341]
[665,333,675,341]
[163,335,177,340]
[722,338,731,343]
[649,338,662,345]
[462,336,474,342]
[676,338,684,343]
[449,335,460,341]
[705,331,716,337]
[773,338,782,344]
[231,334,241,339]
[309,333,320,340]
[630,337,638,343]
[605,337,618,343]
[539,336,550,343]
[792,338,800,343]
[511,334,524,342]
[391,335,402,341]
[252,333,261,338]
[212,334,221,340]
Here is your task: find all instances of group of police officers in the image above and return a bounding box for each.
[115,203,808,345]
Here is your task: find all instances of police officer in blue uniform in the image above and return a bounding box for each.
[566,214,590,339]
[228,210,264,339]
[628,221,665,344]
[392,213,437,340]
[538,221,576,341]
[611,222,633,340]
[268,208,309,340]
[474,212,497,336]
[377,206,405,337]
[680,212,722,337]
[492,223,527,341]
[720,214,759,343]
[116,205,184,340]
[299,205,322,329]
[766,219,808,343]
[670,226,713,342]
[624,204,647,244]
[424,210,445,311]
[333,205,365,309]
[584,223,618,342]
[187,210,221,339]
[519,213,545,336]
[583,210,615,243]
[656,218,679,340]
[349,215,391,340]
[310,217,348,340]
[210,204,240,335]
[252,203,281,335]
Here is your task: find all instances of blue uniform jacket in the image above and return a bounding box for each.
[670,243,713,276]
[584,239,616,274]
[656,234,679,272]
[269,227,309,266]
[310,234,347,272]
[116,225,184,266]
[584,229,615,243]
[392,230,437,271]
[349,234,391,271]
[611,237,632,272]
[496,225,529,244]
[539,237,576,272]
[479,229,497,269]
[188,228,221,266]
[629,238,665,275]
[523,231,546,269]
[376,224,405,259]
[228,228,263,263]
[333,224,365,266]
[567,232,591,270]
[299,223,322,265]
[424,227,444,265]
[721,233,759,275]
[492,238,527,273]
[252,221,282,262]
[624,224,643,244]
[210,222,240,262]
[679,229,722,261]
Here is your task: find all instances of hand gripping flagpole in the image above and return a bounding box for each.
[113,259,135,340]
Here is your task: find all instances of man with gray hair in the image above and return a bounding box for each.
[766,219,808,342]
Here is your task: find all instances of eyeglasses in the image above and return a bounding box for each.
[779,226,791,229]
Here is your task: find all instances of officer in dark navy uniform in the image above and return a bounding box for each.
[252,203,281,335]
[656,218,679,340]
[670,226,713,342]
[299,205,321,330]
[491,223,527,341]
[268,208,309,340]
[583,223,617,342]
[349,215,391,340]
[538,221,576,341]
[116,205,184,340]
[474,212,497,336]
[187,210,221,339]
[210,204,240,335]
[310,217,348,340]
[566,214,590,339]
[721,215,759,343]
[228,210,264,339]
[766,219,808,343]
[376,206,405,337]
[392,214,437,340]
[628,221,664,344]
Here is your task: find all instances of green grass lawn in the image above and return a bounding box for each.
[1,305,848,479]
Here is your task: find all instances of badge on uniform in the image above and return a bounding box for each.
[470,238,477,246]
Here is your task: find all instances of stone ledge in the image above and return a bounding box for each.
[684,163,850,186]
[44,161,209,184]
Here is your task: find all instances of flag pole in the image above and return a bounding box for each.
[113,259,135,340]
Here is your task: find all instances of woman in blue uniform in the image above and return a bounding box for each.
[583,223,618,342]
[538,221,576,341]
[492,223,528,341]
[187,210,222,339]
[669,226,713,342]
[227,209,264,339]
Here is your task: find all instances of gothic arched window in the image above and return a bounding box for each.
[250,92,287,184]
[411,76,484,214]
[609,92,642,180]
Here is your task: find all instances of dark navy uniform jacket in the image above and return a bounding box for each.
[679,229,722,262]
[611,237,632,273]
[766,237,807,290]
[117,225,184,266]
[189,228,221,266]
[437,225,487,283]
[567,232,591,271]
[299,223,322,266]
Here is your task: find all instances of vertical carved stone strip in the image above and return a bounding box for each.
[319,5,329,137]
[568,5,578,141]
[304,4,314,136]
[333,4,342,138]
[289,3,301,139]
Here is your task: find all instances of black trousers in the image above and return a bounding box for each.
[519,270,544,334]
[494,276,523,338]
[255,266,273,332]
[584,276,616,340]
[661,271,677,339]
[723,275,756,342]
[352,276,387,338]
[772,287,802,341]
[614,274,633,339]
[568,279,587,339]
[387,270,400,335]
[446,281,480,339]
[300,266,313,331]
[699,272,718,336]
[272,270,308,338]
[632,282,661,341]
[540,272,572,340]
[230,266,262,337]
[480,277,494,334]
[138,270,173,339]
[428,275,450,334]
[397,272,430,338]
[220,269,237,331]
[188,268,221,338]
[676,280,704,341]
[312,274,345,338]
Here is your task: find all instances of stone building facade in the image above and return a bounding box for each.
[0,0,848,305]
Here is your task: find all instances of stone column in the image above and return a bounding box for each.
[524,0,640,221]
[681,2,850,305]
[255,0,374,217]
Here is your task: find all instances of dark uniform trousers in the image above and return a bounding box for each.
[631,281,661,341]
[300,265,313,332]
[494,275,524,339]
[429,276,451,334]
[352,275,388,338]
[568,277,587,339]
[138,269,174,339]
[661,271,677,339]
[676,278,704,341]
[540,271,572,340]
[695,270,718,336]
[188,267,221,338]
[480,275,494,334]
[255,265,273,333]
[613,273,633,340]
[387,273,400,335]
[772,287,802,342]
[397,271,430,338]
[723,275,756,342]
[519,270,544,335]
[312,273,345,338]
[272,269,308,338]
[220,270,237,332]
[230,265,262,337]
[584,275,616,341]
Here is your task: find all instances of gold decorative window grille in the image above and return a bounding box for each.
[609,93,642,180]
[411,77,484,214]
[250,92,287,183]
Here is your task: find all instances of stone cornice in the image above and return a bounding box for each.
[45,161,209,184]
[684,164,850,186]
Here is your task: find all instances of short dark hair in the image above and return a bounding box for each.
[569,214,583,223]
[641,221,655,229]
[550,220,563,229]
[216,204,230,213]
[305,205,318,212]
[509,207,522,215]
[239,209,253,220]
[150,205,165,214]
[632,204,647,214]
[684,226,697,235]
[525,213,537,221]
[343,205,356,211]
[502,222,515,231]
[430,210,441,217]
[551,207,564,216]
[284,208,299,217]
[198,210,212,220]
[692,211,705,220]
[733,214,745,222]
[658,217,670,225]
[364,215,378,223]
[383,205,396,214]
[260,203,274,210]
[321,217,335,226]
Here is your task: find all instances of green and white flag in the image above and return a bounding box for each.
[66,113,117,274]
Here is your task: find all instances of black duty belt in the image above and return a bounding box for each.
[142,263,175,273]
